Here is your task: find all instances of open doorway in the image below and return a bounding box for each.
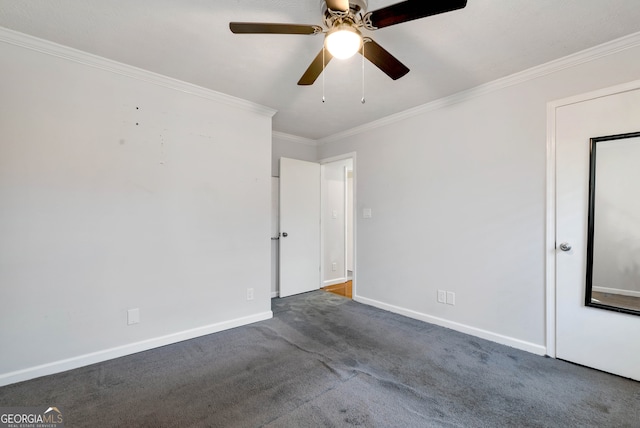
[271,154,356,299]
[320,155,355,299]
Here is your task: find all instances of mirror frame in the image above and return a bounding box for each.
[585,131,640,316]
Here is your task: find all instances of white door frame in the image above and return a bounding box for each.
[545,78,640,357]
[320,152,357,296]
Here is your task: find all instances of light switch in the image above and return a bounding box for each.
[363,208,372,218]
[332,210,338,219]
[127,308,140,325]
[446,292,455,306]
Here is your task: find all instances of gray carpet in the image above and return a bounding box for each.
[1,291,638,427]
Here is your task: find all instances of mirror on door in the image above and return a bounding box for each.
[586,131,640,315]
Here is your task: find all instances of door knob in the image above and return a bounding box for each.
[282,232,288,237]
[559,242,572,251]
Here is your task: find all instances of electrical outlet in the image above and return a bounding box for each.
[437,290,446,303]
[446,291,455,305]
[247,288,254,301]
[332,262,337,271]
[127,308,140,325]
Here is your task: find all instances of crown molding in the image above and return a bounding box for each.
[272,131,319,147]
[317,31,640,145]
[4,25,638,141]
[0,27,276,118]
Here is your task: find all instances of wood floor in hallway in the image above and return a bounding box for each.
[322,280,352,299]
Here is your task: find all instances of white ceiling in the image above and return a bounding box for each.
[1,0,640,140]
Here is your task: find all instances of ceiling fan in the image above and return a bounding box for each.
[230,0,467,85]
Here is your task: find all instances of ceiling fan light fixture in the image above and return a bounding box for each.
[325,24,362,59]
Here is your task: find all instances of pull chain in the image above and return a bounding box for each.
[322,47,326,103]
[361,41,366,104]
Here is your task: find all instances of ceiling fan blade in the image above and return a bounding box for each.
[366,0,467,29]
[298,48,333,85]
[230,22,321,35]
[360,38,409,80]
[325,0,350,12]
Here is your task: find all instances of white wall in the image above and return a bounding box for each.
[271,132,318,177]
[0,30,274,385]
[321,158,353,286]
[318,39,640,354]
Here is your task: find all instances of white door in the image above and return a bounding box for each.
[279,158,320,297]
[555,84,640,380]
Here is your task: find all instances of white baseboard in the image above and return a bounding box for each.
[271,291,279,298]
[354,295,546,356]
[0,311,272,387]
[593,286,640,298]
[323,277,348,287]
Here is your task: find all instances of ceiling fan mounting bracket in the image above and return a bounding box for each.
[361,12,377,30]
[321,0,368,29]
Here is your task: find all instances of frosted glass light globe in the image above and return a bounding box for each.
[325,25,362,59]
